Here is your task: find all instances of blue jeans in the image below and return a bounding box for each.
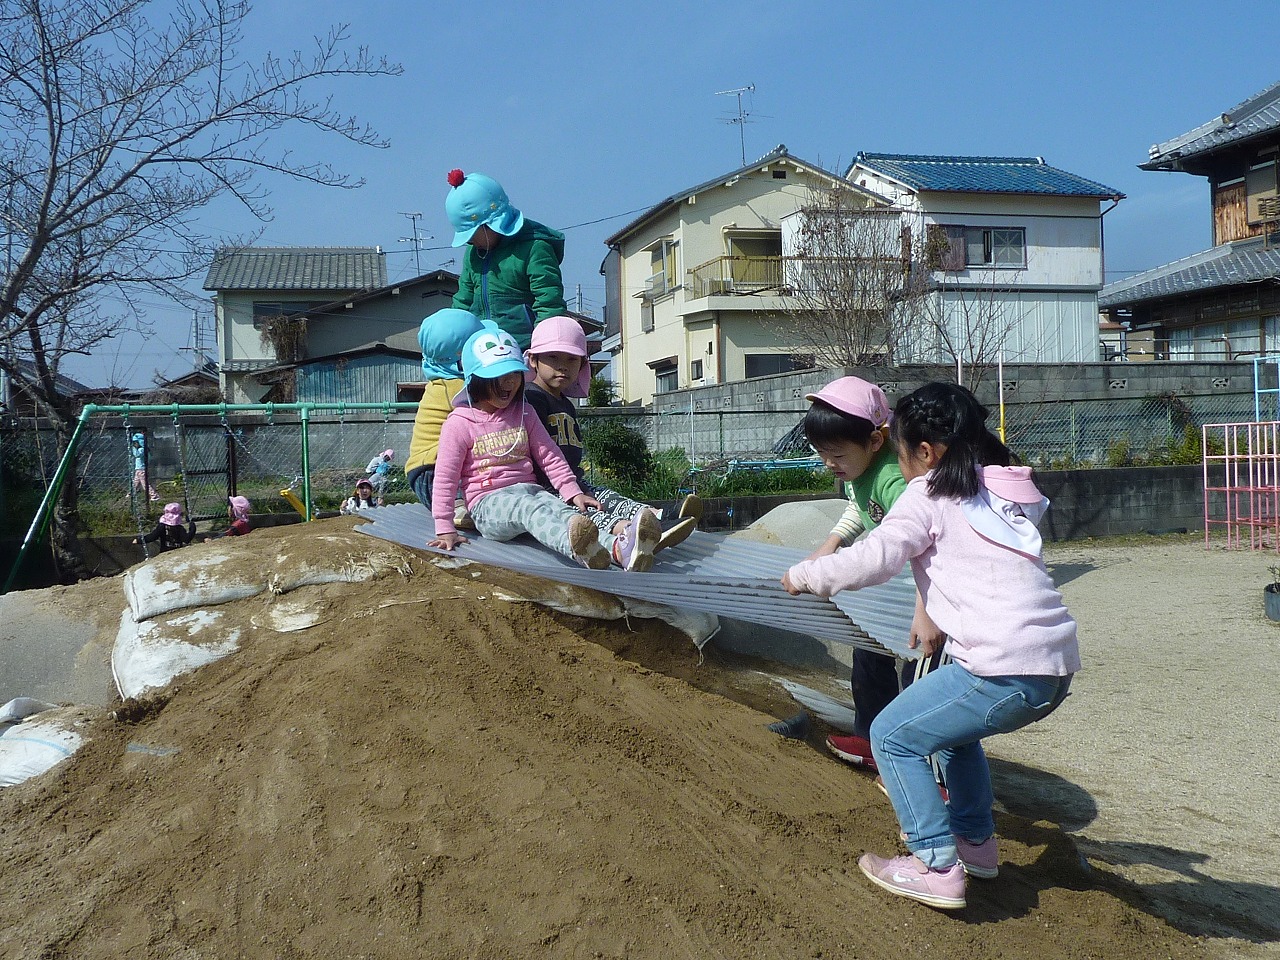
[408,466,435,509]
[869,662,1072,868]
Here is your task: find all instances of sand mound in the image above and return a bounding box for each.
[0,519,1214,958]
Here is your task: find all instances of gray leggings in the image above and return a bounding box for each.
[471,483,618,560]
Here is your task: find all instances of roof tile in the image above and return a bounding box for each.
[853,153,1123,198]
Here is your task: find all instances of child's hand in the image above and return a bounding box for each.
[570,493,600,512]
[430,532,466,551]
[781,571,806,596]
[909,599,945,656]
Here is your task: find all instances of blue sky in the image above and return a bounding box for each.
[70,0,1280,387]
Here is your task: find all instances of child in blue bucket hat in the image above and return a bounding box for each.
[446,169,567,351]
[429,323,657,571]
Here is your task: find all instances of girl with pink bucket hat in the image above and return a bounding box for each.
[524,315,701,555]
[772,377,943,769]
[132,502,194,552]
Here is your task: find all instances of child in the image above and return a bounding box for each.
[524,315,700,552]
[798,377,942,766]
[429,323,660,571]
[130,432,159,502]
[445,169,566,350]
[132,502,194,550]
[782,382,1079,910]
[405,308,485,510]
[205,496,252,540]
[366,449,394,498]
[341,479,379,515]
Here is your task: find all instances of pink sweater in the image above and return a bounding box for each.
[432,402,585,536]
[787,476,1080,677]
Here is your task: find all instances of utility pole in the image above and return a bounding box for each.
[575,283,583,313]
[399,211,428,275]
[716,84,755,165]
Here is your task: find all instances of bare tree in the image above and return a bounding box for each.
[779,187,908,367]
[0,0,401,579]
[782,197,1031,389]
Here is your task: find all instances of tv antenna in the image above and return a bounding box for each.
[399,211,430,275]
[716,84,755,165]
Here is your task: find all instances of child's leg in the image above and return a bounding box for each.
[583,483,640,537]
[471,484,589,560]
[850,649,901,741]
[870,664,1071,867]
[408,466,435,509]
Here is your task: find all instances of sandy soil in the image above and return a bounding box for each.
[0,519,1273,959]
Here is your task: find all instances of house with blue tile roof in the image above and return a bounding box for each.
[844,153,1124,366]
[1101,81,1280,361]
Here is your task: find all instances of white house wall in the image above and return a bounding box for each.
[616,164,839,404]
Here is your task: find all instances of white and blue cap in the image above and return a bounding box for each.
[445,169,524,247]
[455,322,529,406]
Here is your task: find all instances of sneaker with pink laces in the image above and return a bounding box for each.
[612,507,660,571]
[858,852,966,909]
[955,835,998,879]
[826,733,876,770]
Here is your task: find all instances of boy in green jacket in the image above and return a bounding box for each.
[445,169,567,351]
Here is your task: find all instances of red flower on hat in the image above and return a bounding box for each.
[447,169,466,187]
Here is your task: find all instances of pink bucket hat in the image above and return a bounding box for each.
[524,316,591,398]
[981,465,1041,504]
[228,495,251,521]
[159,502,184,527]
[805,377,891,427]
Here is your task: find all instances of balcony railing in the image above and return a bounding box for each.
[687,256,784,298]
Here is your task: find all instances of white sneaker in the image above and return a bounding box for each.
[568,514,610,569]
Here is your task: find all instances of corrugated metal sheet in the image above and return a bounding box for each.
[296,354,423,403]
[356,503,919,658]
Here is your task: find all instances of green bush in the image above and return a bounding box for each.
[582,418,652,490]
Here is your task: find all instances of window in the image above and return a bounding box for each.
[745,354,808,379]
[690,358,704,381]
[654,362,678,394]
[1247,158,1279,223]
[931,225,1025,269]
[645,238,679,298]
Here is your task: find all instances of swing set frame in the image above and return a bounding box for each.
[3,401,416,594]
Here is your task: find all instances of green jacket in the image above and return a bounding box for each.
[452,219,566,350]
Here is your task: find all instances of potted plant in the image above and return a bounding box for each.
[1266,566,1280,623]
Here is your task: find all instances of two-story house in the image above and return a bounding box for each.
[846,153,1125,365]
[602,146,881,405]
[1100,81,1280,361]
[204,247,457,403]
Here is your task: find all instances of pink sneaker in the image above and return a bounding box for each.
[858,852,966,909]
[826,734,876,770]
[955,835,998,879]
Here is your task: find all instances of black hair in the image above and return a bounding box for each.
[803,399,877,448]
[467,371,525,407]
[889,382,1014,499]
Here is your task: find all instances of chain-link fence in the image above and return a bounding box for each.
[0,389,1265,540]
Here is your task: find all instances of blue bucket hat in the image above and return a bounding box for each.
[445,169,524,247]
[419,308,484,380]
[454,322,529,406]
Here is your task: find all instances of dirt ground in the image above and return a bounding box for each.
[0,518,1275,959]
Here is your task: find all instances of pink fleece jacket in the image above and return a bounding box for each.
[787,475,1080,677]
[432,401,585,536]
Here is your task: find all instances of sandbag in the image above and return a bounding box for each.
[0,697,58,723]
[125,534,412,622]
[0,705,88,788]
[111,608,242,700]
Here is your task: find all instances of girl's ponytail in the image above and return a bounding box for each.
[891,382,1012,499]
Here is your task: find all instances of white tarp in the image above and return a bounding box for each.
[111,608,242,700]
[124,535,412,622]
[0,705,88,788]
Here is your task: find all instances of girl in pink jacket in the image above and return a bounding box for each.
[784,382,1079,911]
[429,323,658,571]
